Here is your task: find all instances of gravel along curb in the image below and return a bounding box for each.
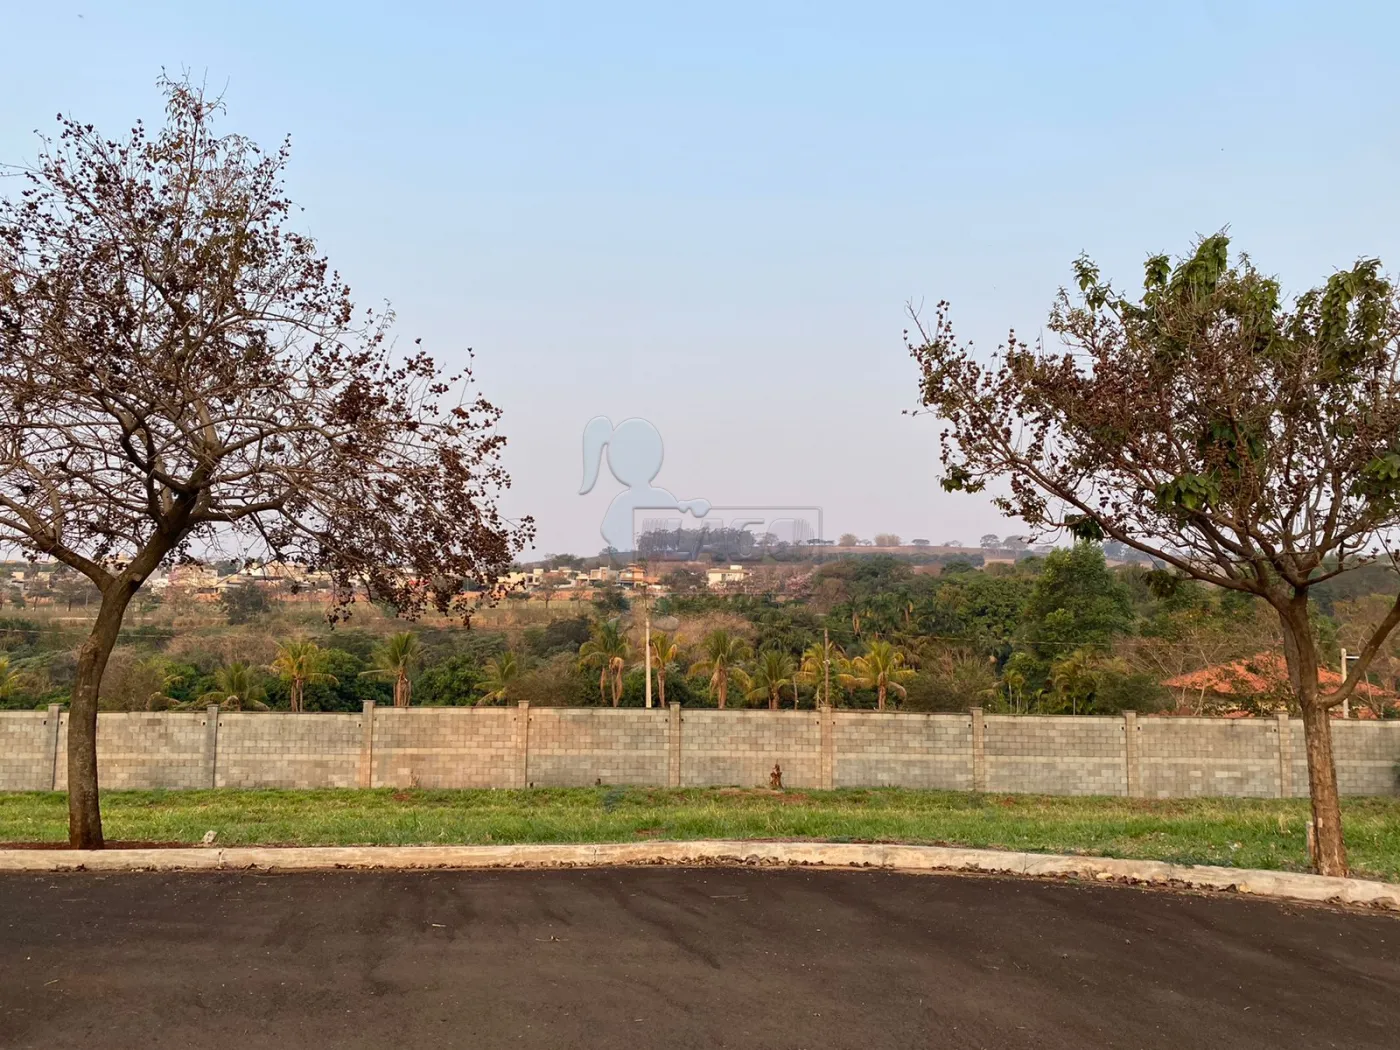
[1,841,1396,910]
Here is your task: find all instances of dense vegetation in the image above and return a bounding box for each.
[4,544,1396,717]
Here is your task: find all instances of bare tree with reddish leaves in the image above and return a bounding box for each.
[0,77,532,848]
[910,234,1400,876]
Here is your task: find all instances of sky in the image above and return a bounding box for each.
[2,2,1397,558]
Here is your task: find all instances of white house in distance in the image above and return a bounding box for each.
[706,565,749,591]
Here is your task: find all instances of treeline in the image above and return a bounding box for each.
[2,544,1395,715]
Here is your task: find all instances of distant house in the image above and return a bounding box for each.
[706,564,749,591]
[1162,652,1397,717]
[617,564,662,590]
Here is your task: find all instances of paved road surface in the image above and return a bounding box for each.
[1,867,1395,1049]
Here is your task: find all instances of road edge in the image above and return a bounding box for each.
[1,841,1397,909]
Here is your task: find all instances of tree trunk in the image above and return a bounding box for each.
[768,689,777,711]
[68,584,136,849]
[1299,698,1347,875]
[1278,598,1348,876]
[657,670,667,708]
[717,674,726,710]
[877,684,886,711]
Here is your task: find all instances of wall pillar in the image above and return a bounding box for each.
[1276,710,1292,798]
[970,707,986,792]
[357,700,376,788]
[514,701,531,788]
[204,704,220,789]
[1123,711,1140,797]
[819,705,835,790]
[46,704,62,791]
[667,703,683,788]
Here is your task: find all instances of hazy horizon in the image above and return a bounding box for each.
[4,2,1396,559]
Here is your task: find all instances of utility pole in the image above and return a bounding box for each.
[823,627,831,707]
[1340,647,1349,720]
[644,606,653,709]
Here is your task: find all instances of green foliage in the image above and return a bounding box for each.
[415,654,486,707]
[523,617,592,658]
[1020,543,1133,662]
[219,584,271,625]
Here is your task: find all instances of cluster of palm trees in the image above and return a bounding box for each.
[172,632,425,712]
[577,623,916,711]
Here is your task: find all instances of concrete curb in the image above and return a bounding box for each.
[1,841,1396,910]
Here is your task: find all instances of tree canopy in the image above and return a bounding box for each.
[909,234,1400,875]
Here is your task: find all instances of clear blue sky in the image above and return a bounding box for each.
[3,2,1397,556]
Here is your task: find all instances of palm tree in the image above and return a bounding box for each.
[360,632,423,708]
[196,662,269,711]
[269,639,338,713]
[479,651,521,705]
[796,638,846,707]
[690,629,753,709]
[578,620,629,707]
[0,655,23,701]
[1050,648,1098,716]
[840,639,915,711]
[649,631,683,707]
[746,648,796,710]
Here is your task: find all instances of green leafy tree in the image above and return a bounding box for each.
[413,654,485,707]
[746,648,796,710]
[911,233,1400,874]
[269,640,338,714]
[578,620,629,706]
[360,632,424,708]
[840,639,915,711]
[690,629,753,710]
[220,583,271,625]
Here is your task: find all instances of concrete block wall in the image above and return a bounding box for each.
[984,715,1126,796]
[216,713,362,789]
[1,706,1397,796]
[679,710,822,788]
[833,712,972,789]
[369,707,517,789]
[527,708,668,787]
[54,713,210,791]
[0,710,56,791]
[1331,721,1400,796]
[1138,718,1280,798]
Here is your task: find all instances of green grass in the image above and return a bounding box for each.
[3,788,1399,881]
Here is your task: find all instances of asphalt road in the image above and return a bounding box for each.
[1,867,1396,1049]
